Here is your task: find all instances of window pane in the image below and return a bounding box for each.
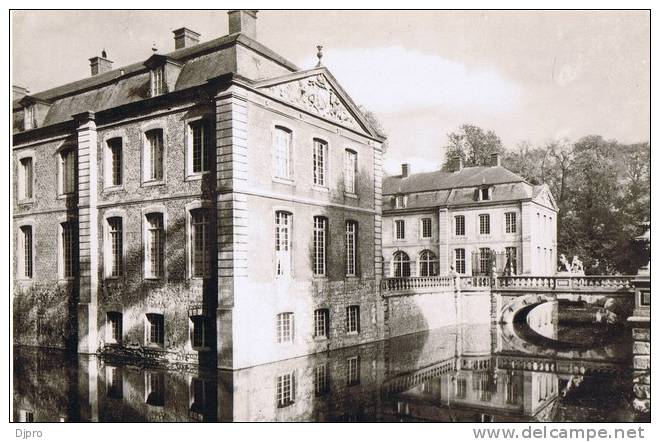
[479,214,490,235]
[62,223,75,278]
[62,150,75,194]
[313,140,326,186]
[146,314,164,345]
[344,150,356,193]
[108,217,123,277]
[147,130,164,181]
[422,218,432,238]
[20,158,33,199]
[191,211,210,278]
[346,221,357,276]
[277,312,294,343]
[108,139,122,186]
[314,309,329,338]
[455,249,466,274]
[313,217,327,275]
[146,213,164,278]
[275,212,291,276]
[21,226,33,278]
[393,252,410,277]
[274,128,291,179]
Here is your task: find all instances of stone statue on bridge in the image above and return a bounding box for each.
[557,253,585,275]
[558,254,571,273]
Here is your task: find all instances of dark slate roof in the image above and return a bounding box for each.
[382,165,525,195]
[13,33,299,126]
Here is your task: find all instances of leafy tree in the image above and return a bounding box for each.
[441,124,505,170]
[359,105,389,154]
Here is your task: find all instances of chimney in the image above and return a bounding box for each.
[490,152,501,167]
[173,27,200,49]
[401,163,411,178]
[89,51,113,76]
[451,155,464,173]
[13,85,29,101]
[228,10,258,40]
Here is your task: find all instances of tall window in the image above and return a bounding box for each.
[479,214,490,235]
[455,248,466,274]
[19,157,33,200]
[345,221,357,276]
[273,127,291,179]
[107,138,123,187]
[145,129,164,182]
[146,213,164,278]
[275,211,291,276]
[313,216,327,275]
[419,250,438,277]
[61,222,75,278]
[276,312,294,343]
[346,356,361,386]
[60,149,75,195]
[395,220,405,239]
[505,212,517,234]
[189,120,210,174]
[150,66,165,97]
[314,364,329,396]
[191,210,210,278]
[107,217,123,277]
[313,139,326,186]
[146,313,164,346]
[191,316,210,349]
[505,246,518,274]
[313,308,329,339]
[106,312,122,343]
[421,218,432,238]
[277,372,295,407]
[346,305,360,334]
[455,215,465,236]
[344,149,357,193]
[24,105,34,130]
[20,226,33,278]
[479,248,491,274]
[393,251,411,277]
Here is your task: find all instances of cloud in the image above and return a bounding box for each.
[301,46,521,115]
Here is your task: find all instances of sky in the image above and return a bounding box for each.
[12,10,650,174]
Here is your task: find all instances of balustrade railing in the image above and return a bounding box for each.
[458,275,492,290]
[380,276,453,292]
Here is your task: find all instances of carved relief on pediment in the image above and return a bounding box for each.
[263,74,362,131]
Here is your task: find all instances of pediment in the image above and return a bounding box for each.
[533,185,558,211]
[258,69,372,135]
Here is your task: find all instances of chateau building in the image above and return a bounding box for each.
[382,155,558,278]
[12,10,385,369]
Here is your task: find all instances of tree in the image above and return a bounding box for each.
[359,105,389,154]
[441,124,505,170]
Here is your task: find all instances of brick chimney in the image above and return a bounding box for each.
[490,152,501,167]
[13,85,29,101]
[451,155,464,173]
[89,51,113,76]
[173,27,200,49]
[228,10,258,40]
[401,163,410,178]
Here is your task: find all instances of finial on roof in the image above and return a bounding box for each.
[101,49,107,58]
[316,45,323,67]
[152,42,158,53]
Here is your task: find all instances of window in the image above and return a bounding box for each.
[395,195,407,209]
[421,218,432,238]
[314,364,329,396]
[191,210,210,278]
[106,366,123,399]
[313,216,327,276]
[146,313,164,346]
[313,308,329,339]
[455,249,466,274]
[106,312,122,343]
[395,220,405,240]
[18,157,33,200]
[190,316,210,349]
[346,356,361,386]
[345,221,357,276]
[106,138,123,187]
[60,149,75,195]
[275,211,291,276]
[145,372,165,406]
[276,312,294,343]
[346,305,360,334]
[24,105,35,130]
[505,247,518,275]
[19,226,33,279]
[480,187,491,201]
[479,248,491,274]
[456,378,467,399]
[189,120,211,174]
[419,250,438,277]
[146,213,164,279]
[393,251,411,277]
[344,149,357,193]
[150,66,165,97]
[313,139,327,186]
[479,214,490,235]
[277,372,295,407]
[107,217,123,277]
[455,215,465,236]
[145,129,164,182]
[19,410,34,423]
[505,212,517,234]
[61,222,75,279]
[273,127,291,179]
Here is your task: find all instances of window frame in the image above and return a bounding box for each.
[145,313,165,347]
[454,248,466,274]
[419,250,438,277]
[145,371,165,407]
[275,210,293,278]
[313,308,330,340]
[150,65,166,97]
[276,312,295,344]
[346,356,361,386]
[17,155,34,202]
[276,371,296,408]
[144,211,166,280]
[142,127,166,185]
[454,215,466,236]
[272,125,293,182]
[505,212,517,234]
[346,305,361,335]
[106,311,123,344]
[395,219,405,240]
[59,221,76,280]
[58,148,76,196]
[312,216,328,276]
[186,117,212,178]
[421,217,432,239]
[104,137,124,189]
[479,214,491,235]
[190,315,211,351]
[345,220,358,277]
[104,215,124,279]
[312,138,328,188]
[189,208,211,279]
[343,149,358,195]
[393,251,411,277]
[17,223,34,280]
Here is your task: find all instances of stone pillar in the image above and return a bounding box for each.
[628,266,650,414]
[74,111,99,354]
[215,86,249,369]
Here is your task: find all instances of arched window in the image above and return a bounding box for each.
[393,251,411,277]
[419,250,438,277]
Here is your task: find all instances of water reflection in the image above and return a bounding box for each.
[13,323,646,422]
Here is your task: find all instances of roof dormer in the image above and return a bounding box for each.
[476,185,493,202]
[144,54,183,97]
[19,96,51,131]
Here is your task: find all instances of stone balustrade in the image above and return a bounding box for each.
[496,275,634,292]
[458,275,492,290]
[380,276,454,294]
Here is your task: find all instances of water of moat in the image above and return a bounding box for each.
[13,314,648,423]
